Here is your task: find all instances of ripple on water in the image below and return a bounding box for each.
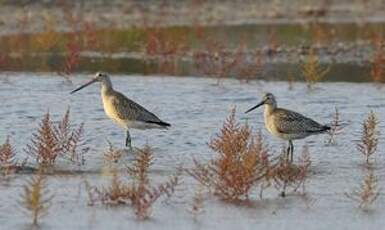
[1,73,385,229]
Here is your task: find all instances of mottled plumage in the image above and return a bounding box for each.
[246,92,330,162]
[108,91,169,127]
[271,108,329,137]
[71,72,170,149]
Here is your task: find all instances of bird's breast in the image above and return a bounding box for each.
[264,114,277,135]
[101,94,126,128]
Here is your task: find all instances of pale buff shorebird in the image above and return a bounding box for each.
[71,72,170,149]
[245,92,330,162]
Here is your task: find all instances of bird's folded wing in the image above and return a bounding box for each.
[111,93,162,123]
[273,109,325,134]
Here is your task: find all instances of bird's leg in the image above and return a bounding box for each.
[289,140,294,163]
[125,130,132,150]
[286,141,291,162]
[281,182,287,198]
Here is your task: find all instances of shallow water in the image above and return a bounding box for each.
[1,73,385,229]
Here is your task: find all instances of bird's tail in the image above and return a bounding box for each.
[146,120,171,129]
[307,125,330,134]
[321,125,331,132]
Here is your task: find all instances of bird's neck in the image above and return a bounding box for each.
[101,79,113,95]
[264,103,276,116]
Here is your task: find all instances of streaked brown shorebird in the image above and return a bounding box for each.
[71,72,170,149]
[245,92,330,162]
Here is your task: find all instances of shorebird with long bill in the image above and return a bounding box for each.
[71,72,170,149]
[245,92,330,162]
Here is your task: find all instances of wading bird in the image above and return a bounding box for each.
[245,92,330,162]
[71,72,170,149]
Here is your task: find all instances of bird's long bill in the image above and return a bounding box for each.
[245,100,265,113]
[70,78,97,94]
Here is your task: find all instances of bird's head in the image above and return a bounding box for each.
[94,72,109,82]
[70,72,111,94]
[245,92,277,113]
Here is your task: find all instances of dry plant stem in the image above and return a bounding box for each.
[24,108,88,168]
[274,156,293,197]
[297,145,312,194]
[127,145,153,185]
[190,184,205,219]
[88,145,180,220]
[301,47,330,89]
[54,108,87,164]
[19,174,53,225]
[128,146,181,220]
[345,171,379,210]
[103,141,124,164]
[357,111,379,165]
[272,145,311,197]
[101,142,124,178]
[327,107,343,144]
[187,108,269,201]
[25,112,60,166]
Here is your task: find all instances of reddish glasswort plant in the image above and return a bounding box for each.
[188,108,269,201]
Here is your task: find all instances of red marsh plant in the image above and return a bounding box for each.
[271,145,312,197]
[345,171,379,210]
[142,27,188,75]
[34,15,61,52]
[187,108,269,202]
[25,112,59,166]
[267,27,278,57]
[357,111,379,165]
[193,39,242,85]
[234,43,264,83]
[59,11,99,78]
[81,21,99,51]
[88,145,181,220]
[53,108,88,164]
[24,108,88,169]
[0,136,21,175]
[300,47,330,89]
[310,21,335,47]
[370,35,385,86]
[57,41,81,81]
[19,174,53,225]
[101,141,125,178]
[103,141,124,164]
[139,2,188,75]
[126,146,181,219]
[326,107,343,145]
